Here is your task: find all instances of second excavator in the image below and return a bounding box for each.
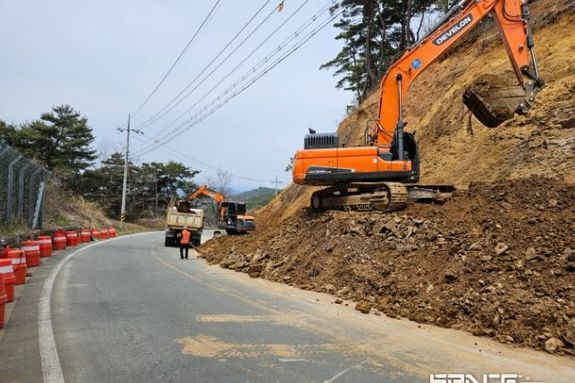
[187,185,256,235]
[292,0,544,211]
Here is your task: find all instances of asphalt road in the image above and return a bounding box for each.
[0,232,573,383]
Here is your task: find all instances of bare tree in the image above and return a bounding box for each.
[206,168,232,197]
[199,169,233,228]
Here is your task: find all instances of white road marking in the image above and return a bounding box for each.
[323,363,363,383]
[38,232,153,383]
[278,358,309,363]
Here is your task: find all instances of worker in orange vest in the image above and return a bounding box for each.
[179,227,191,260]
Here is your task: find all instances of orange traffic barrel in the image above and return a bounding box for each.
[0,259,15,302]
[53,232,67,250]
[91,229,101,240]
[109,227,117,238]
[38,236,53,257]
[7,250,26,285]
[66,231,79,246]
[100,228,109,240]
[0,273,6,329]
[21,240,41,267]
[80,230,91,243]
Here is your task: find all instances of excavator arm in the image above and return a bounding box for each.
[376,0,542,150]
[187,185,226,205]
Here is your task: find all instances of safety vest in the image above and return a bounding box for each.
[180,230,191,245]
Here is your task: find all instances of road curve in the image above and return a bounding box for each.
[0,232,573,383]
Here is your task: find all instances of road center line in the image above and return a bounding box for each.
[38,232,153,383]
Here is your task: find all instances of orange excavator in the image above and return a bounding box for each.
[292,0,544,211]
[187,185,256,235]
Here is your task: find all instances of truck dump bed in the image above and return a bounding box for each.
[166,208,204,231]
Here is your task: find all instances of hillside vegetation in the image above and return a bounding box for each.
[234,187,279,210]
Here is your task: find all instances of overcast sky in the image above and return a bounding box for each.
[0,0,353,191]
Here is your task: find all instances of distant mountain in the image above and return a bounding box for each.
[233,187,279,210]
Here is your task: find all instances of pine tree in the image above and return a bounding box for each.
[39,105,97,175]
[322,0,439,104]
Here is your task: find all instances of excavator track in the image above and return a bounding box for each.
[310,182,408,212]
[310,183,454,213]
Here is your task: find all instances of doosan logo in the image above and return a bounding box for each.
[433,14,473,45]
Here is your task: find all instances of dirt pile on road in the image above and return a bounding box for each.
[201,177,575,356]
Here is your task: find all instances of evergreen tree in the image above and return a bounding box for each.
[78,152,127,217]
[322,0,440,104]
[3,105,97,180]
[39,105,97,175]
[79,153,199,220]
[0,120,18,144]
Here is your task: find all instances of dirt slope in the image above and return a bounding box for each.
[201,2,575,356]
[42,180,142,236]
[340,1,575,187]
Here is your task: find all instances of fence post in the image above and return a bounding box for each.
[28,167,42,226]
[17,161,32,218]
[38,171,49,229]
[6,154,22,221]
[32,178,46,230]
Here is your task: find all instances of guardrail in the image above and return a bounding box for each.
[0,141,50,229]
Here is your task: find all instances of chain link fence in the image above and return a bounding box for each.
[0,141,50,229]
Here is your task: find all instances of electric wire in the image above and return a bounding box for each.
[136,0,274,129]
[140,0,324,145]
[131,134,285,184]
[132,0,339,156]
[130,0,225,119]
[133,5,341,157]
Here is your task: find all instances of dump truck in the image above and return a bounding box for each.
[164,198,204,247]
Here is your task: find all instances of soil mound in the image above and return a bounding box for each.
[201,177,575,356]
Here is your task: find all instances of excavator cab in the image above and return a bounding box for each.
[218,201,255,235]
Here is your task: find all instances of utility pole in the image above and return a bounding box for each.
[118,115,143,225]
[272,175,281,196]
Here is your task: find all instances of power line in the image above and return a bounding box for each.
[141,0,316,144]
[133,5,341,157]
[133,0,339,156]
[135,0,275,129]
[131,134,285,185]
[131,0,225,119]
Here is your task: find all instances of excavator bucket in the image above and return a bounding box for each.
[463,74,527,128]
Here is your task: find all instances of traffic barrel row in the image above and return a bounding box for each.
[0,226,118,329]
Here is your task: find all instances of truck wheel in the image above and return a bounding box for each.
[226,229,237,235]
